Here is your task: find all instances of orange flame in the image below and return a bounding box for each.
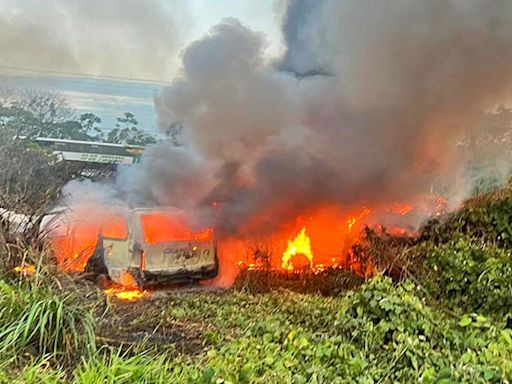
[282,227,314,271]
[13,264,36,276]
[392,203,414,216]
[140,212,213,244]
[103,273,149,302]
[104,287,149,301]
[347,206,371,235]
[347,217,357,232]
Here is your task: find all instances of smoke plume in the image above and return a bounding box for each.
[138,0,512,237]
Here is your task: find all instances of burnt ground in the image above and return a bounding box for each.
[95,297,207,355]
[69,268,363,357]
[72,279,219,356]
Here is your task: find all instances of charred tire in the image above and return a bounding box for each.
[95,273,110,288]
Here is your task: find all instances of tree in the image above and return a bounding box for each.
[164,121,184,147]
[17,89,73,125]
[0,90,106,141]
[107,112,156,146]
[1,90,157,146]
[0,103,40,137]
[51,113,104,141]
[0,134,81,215]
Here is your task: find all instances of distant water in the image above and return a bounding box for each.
[0,73,164,136]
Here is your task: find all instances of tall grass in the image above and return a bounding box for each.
[0,279,95,364]
[0,358,65,384]
[2,348,182,383]
[0,202,97,369]
[73,348,177,384]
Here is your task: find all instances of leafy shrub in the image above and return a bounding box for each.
[415,238,512,315]
[164,277,512,383]
[337,277,440,347]
[421,185,512,247]
[334,277,512,382]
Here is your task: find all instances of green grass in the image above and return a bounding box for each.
[0,358,65,384]
[73,349,176,384]
[164,278,512,383]
[0,279,95,365]
[1,276,512,383]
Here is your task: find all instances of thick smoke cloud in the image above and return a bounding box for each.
[0,0,183,81]
[278,0,330,77]
[156,19,294,162]
[117,142,213,209]
[143,1,512,237]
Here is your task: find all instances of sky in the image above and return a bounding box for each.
[0,0,284,134]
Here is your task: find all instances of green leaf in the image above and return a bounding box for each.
[459,315,472,327]
[202,367,215,383]
[483,369,494,380]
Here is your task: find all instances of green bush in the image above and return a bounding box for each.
[337,277,440,348]
[335,277,512,382]
[415,238,512,315]
[162,277,512,383]
[421,185,512,247]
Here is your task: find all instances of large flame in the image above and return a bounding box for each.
[281,227,314,271]
[43,195,447,289]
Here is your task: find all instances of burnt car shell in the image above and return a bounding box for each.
[87,207,218,287]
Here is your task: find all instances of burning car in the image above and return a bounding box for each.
[42,206,218,287]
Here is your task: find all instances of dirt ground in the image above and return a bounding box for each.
[86,283,221,355]
[73,269,362,355]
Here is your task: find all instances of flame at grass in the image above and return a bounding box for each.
[13,264,36,276]
[281,228,314,271]
[104,287,149,301]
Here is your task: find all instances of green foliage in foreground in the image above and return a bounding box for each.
[165,278,512,383]
[421,185,512,247]
[416,238,512,316]
[2,276,512,383]
[0,279,95,364]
